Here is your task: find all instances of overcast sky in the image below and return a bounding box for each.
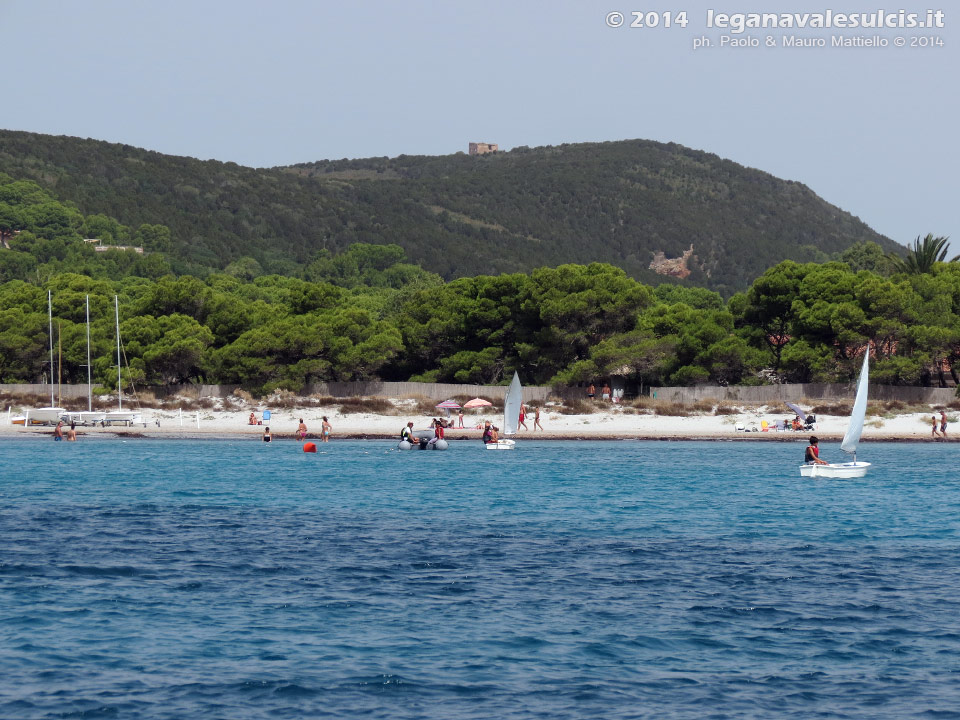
[2,0,956,250]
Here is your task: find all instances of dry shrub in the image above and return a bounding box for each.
[338,397,395,414]
[810,403,851,416]
[653,402,691,417]
[555,398,600,415]
[267,390,299,409]
[233,388,254,404]
[691,400,714,414]
[714,405,738,415]
[947,399,960,410]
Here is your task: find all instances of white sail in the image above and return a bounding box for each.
[840,348,870,455]
[502,372,522,435]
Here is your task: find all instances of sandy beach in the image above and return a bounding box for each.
[2,401,953,442]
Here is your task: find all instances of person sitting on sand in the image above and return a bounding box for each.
[248,412,256,425]
[804,436,829,465]
[262,426,272,443]
[66,423,77,442]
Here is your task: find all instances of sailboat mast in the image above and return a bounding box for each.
[86,295,92,412]
[115,295,122,410]
[47,290,54,407]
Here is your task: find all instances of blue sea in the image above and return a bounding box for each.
[2,438,960,719]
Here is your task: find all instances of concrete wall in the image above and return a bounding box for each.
[0,383,92,399]
[649,384,957,405]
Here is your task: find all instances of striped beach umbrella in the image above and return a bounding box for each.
[435,400,461,409]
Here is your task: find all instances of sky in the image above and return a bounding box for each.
[2,0,956,250]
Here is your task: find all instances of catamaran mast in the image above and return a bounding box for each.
[47,290,54,407]
[86,295,92,412]
[115,295,122,410]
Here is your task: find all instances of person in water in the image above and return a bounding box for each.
[400,422,416,444]
[53,421,64,441]
[481,420,493,444]
[66,423,77,442]
[262,426,272,443]
[321,416,331,442]
[297,418,308,440]
[804,436,829,465]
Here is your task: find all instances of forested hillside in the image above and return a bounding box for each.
[0,130,899,294]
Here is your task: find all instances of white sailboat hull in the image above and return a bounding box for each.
[104,411,144,426]
[799,461,871,478]
[61,411,107,426]
[24,407,66,426]
[485,439,516,450]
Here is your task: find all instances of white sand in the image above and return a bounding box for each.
[2,401,951,441]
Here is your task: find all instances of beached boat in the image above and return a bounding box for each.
[103,295,144,427]
[22,291,65,426]
[799,347,871,478]
[485,372,521,450]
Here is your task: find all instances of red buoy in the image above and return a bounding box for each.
[303,442,317,453]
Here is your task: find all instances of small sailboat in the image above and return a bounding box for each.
[103,295,143,427]
[23,290,66,426]
[61,295,106,426]
[485,372,521,450]
[799,347,871,478]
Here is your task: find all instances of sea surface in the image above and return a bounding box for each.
[2,438,959,719]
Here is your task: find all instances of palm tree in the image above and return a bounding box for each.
[888,234,956,274]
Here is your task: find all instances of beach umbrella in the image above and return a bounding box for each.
[785,402,806,421]
[435,400,461,409]
[463,398,492,408]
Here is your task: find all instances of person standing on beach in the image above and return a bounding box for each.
[534,406,543,431]
[297,418,308,440]
[941,409,948,438]
[931,415,941,439]
[587,384,595,399]
[601,384,611,401]
[518,404,528,431]
[321,416,331,442]
[458,409,464,428]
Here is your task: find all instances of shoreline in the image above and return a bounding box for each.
[2,428,955,443]
[2,403,955,443]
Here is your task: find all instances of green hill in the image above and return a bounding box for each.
[0,130,899,293]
